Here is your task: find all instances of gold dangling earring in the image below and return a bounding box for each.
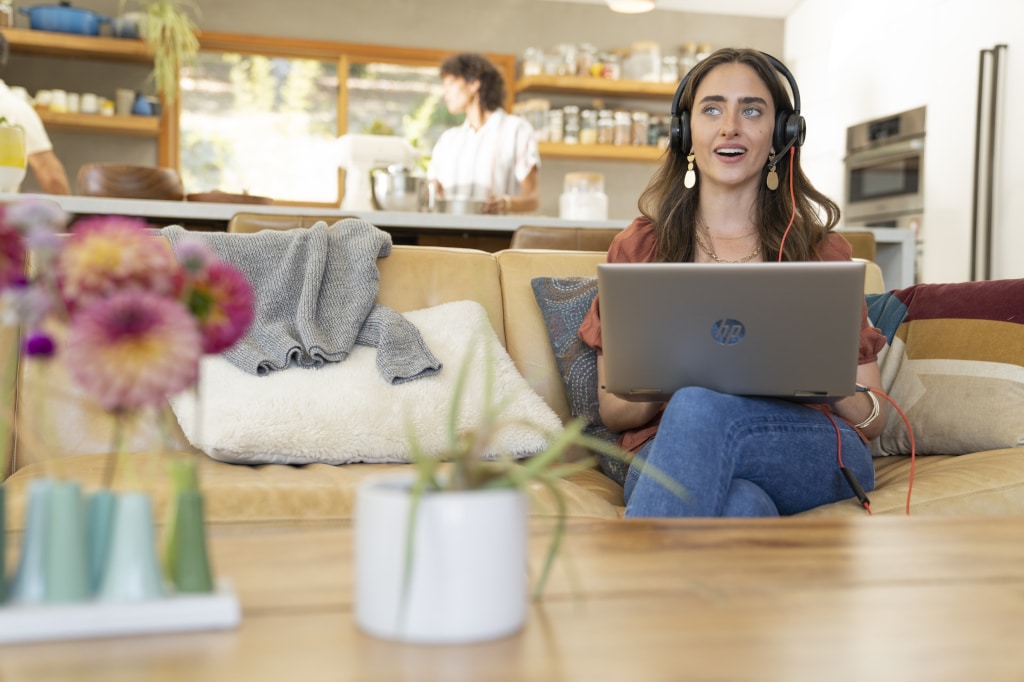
[766,152,779,191]
[684,153,697,189]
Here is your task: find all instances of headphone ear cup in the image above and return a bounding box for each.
[672,110,691,155]
[773,110,807,152]
[669,115,682,155]
[788,112,807,148]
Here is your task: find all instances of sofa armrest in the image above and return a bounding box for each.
[859,259,885,294]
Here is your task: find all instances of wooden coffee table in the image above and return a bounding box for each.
[4,516,1024,681]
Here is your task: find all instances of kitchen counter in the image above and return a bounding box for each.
[2,193,629,232]
[2,194,915,287]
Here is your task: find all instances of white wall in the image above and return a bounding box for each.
[785,0,1024,282]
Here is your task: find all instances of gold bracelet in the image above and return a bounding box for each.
[853,387,880,430]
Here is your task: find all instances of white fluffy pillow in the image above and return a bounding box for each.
[169,300,562,465]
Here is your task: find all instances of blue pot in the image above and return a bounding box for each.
[19,2,110,36]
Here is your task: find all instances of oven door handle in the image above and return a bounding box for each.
[844,137,925,164]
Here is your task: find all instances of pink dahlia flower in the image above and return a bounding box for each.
[58,216,182,313]
[186,261,255,354]
[174,239,216,277]
[3,197,68,235]
[0,216,26,288]
[65,290,202,412]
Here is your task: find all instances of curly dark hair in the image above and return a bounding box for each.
[638,47,840,263]
[439,53,506,112]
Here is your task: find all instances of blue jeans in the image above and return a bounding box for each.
[623,387,875,518]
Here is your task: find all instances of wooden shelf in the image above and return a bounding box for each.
[38,111,160,137]
[2,27,152,63]
[515,75,677,101]
[538,142,665,163]
[516,76,674,163]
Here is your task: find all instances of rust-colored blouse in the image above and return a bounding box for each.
[578,216,887,453]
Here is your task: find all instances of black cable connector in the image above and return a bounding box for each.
[840,466,870,507]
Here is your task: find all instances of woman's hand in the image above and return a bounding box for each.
[482,195,510,214]
[831,361,887,440]
[596,353,663,432]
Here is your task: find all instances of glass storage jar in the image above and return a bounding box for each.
[613,110,631,146]
[559,171,608,221]
[631,111,650,146]
[562,106,581,144]
[597,110,614,145]
[547,109,564,143]
[580,109,598,145]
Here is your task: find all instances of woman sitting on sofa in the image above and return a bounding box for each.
[578,48,887,518]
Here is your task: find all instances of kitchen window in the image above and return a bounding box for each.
[178,34,514,207]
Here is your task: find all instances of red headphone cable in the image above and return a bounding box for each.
[823,386,917,515]
[777,146,797,262]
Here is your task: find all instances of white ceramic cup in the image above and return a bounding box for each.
[34,89,52,110]
[49,89,68,113]
[66,92,80,113]
[80,92,99,114]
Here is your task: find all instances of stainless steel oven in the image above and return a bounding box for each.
[844,106,926,225]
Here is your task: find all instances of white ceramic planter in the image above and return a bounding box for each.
[354,474,528,644]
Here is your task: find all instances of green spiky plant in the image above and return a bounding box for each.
[401,329,686,603]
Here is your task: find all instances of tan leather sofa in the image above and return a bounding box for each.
[3,245,1020,527]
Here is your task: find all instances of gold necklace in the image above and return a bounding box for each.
[694,222,762,263]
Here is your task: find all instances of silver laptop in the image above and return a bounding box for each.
[597,261,866,404]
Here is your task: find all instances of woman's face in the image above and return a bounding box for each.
[441,74,479,115]
[688,62,775,192]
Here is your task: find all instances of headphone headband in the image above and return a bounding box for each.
[669,50,805,158]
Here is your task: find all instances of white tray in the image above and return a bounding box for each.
[0,580,241,644]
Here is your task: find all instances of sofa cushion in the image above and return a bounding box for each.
[798,448,1024,516]
[169,300,561,465]
[868,278,1024,457]
[530,276,625,485]
[493,249,607,423]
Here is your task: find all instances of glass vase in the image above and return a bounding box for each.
[43,480,90,603]
[86,489,117,593]
[9,478,52,603]
[166,488,214,593]
[9,479,94,604]
[97,491,165,602]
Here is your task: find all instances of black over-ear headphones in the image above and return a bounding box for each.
[669,51,805,160]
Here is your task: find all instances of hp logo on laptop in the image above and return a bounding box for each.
[711,318,745,346]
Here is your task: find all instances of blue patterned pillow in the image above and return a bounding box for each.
[530,277,626,485]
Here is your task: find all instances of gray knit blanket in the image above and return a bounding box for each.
[161,220,442,383]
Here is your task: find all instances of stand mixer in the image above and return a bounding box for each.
[336,134,418,211]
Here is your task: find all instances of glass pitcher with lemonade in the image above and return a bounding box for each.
[0,121,28,193]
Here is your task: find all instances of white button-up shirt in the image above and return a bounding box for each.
[428,109,540,201]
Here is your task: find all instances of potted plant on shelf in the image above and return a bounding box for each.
[117,0,200,104]
[353,331,685,645]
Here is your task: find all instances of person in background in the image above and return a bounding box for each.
[578,48,886,518]
[428,53,539,214]
[0,32,71,195]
